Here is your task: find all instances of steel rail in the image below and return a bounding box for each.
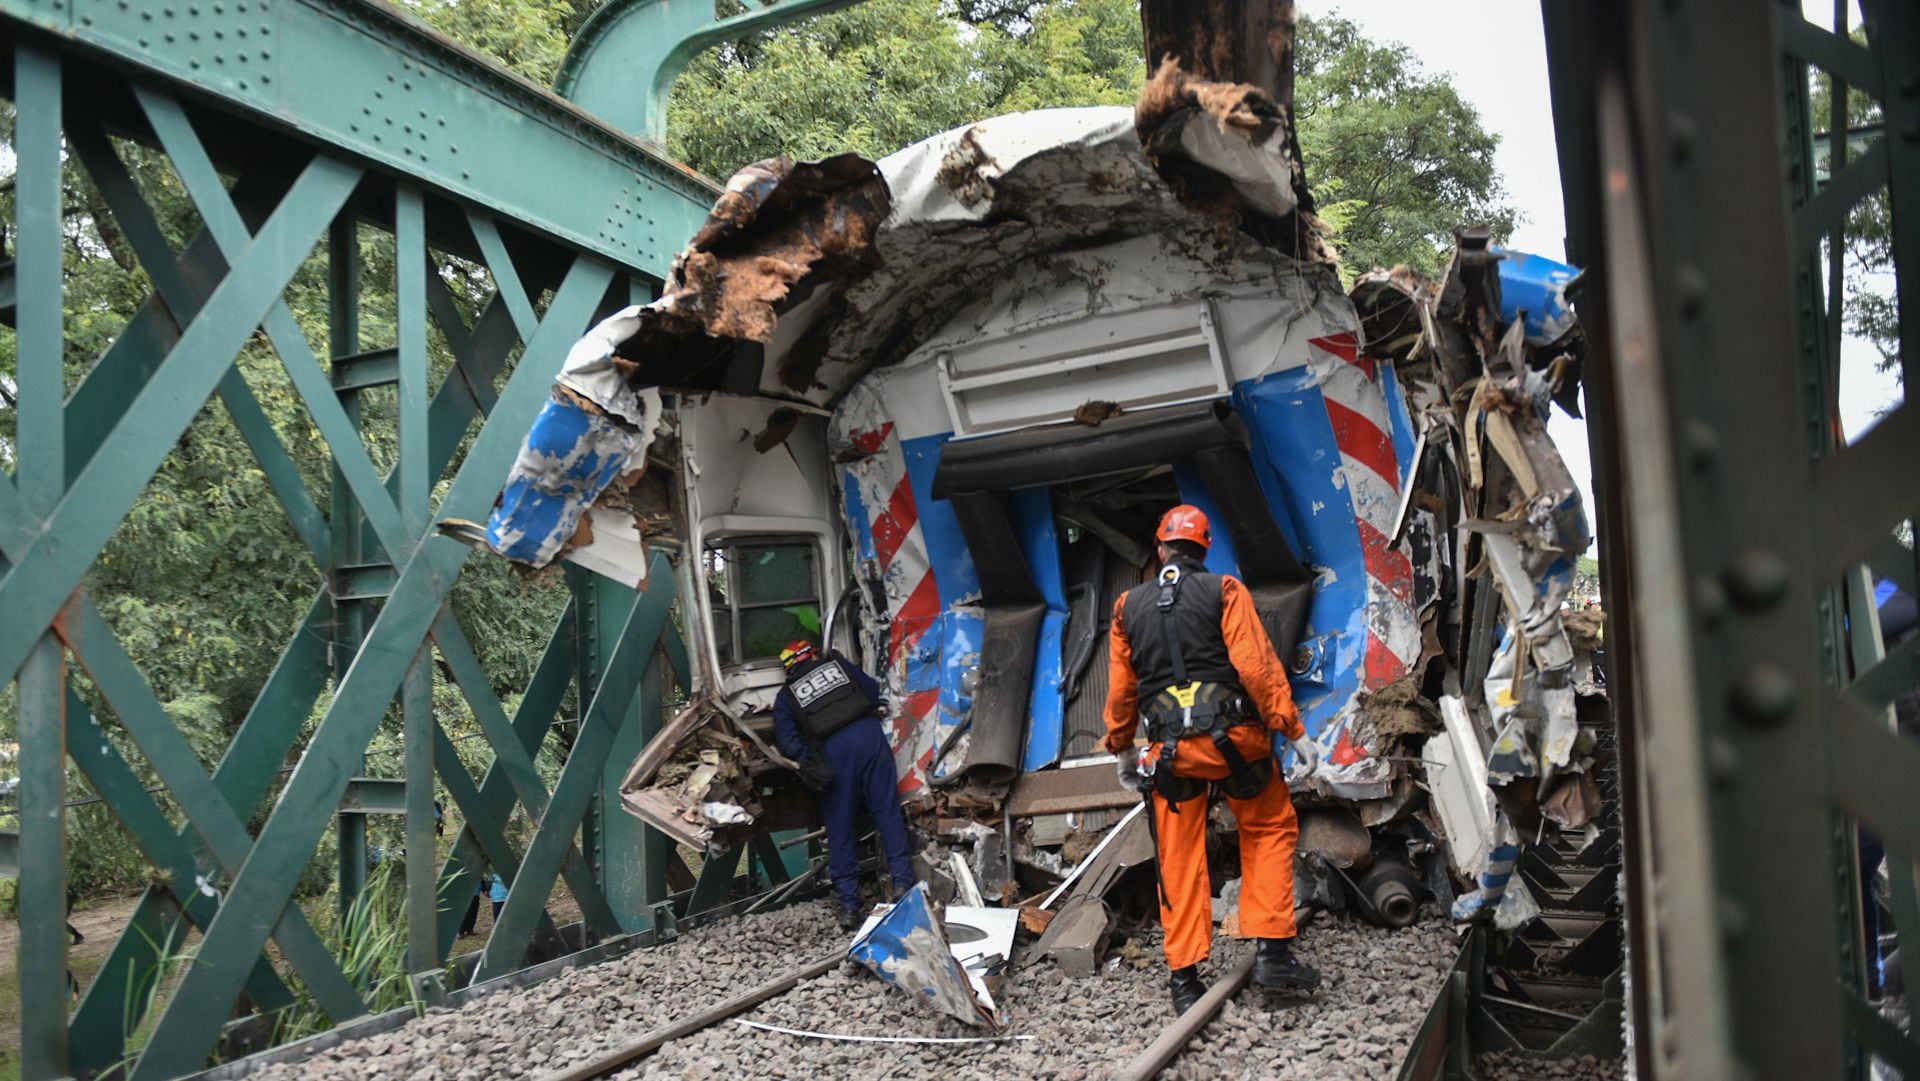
[1114,951,1256,1081]
[539,950,845,1081]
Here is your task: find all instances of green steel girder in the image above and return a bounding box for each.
[1544,1,1920,1078]
[123,254,614,1080]
[67,595,334,1075]
[0,0,719,277]
[473,554,687,983]
[556,0,869,142]
[432,602,578,960]
[0,0,889,1074]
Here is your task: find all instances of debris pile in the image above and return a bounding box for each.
[619,698,774,853]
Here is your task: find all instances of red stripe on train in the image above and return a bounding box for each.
[1357,518,1416,609]
[1325,397,1399,493]
[871,473,919,569]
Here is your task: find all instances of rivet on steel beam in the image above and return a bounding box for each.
[1684,419,1718,472]
[188,3,198,13]
[260,48,269,58]
[164,31,175,41]
[1707,736,1739,784]
[1695,577,1728,628]
[1676,267,1706,319]
[1668,112,1695,163]
[1729,665,1797,726]
[1722,548,1790,610]
[1719,897,1747,941]
[189,59,201,68]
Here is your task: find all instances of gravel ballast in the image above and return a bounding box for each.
[243,901,1467,1081]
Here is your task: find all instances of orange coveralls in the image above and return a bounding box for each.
[1103,576,1306,971]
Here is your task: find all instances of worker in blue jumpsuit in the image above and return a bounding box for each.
[772,640,916,930]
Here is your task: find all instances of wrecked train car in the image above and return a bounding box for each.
[467,66,1601,938]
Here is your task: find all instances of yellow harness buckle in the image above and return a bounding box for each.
[1169,682,1200,709]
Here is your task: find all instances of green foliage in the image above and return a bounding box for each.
[277,862,422,1043]
[666,0,1144,175]
[1294,15,1516,280]
[1811,60,1900,382]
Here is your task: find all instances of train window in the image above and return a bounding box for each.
[705,538,822,666]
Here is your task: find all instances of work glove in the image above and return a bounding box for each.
[1116,751,1148,794]
[1289,735,1321,779]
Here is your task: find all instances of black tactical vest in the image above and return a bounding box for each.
[786,656,877,741]
[1119,559,1241,701]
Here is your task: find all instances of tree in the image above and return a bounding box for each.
[1293,15,1516,279]
[666,0,1144,174]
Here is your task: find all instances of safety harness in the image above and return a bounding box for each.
[1143,563,1272,806]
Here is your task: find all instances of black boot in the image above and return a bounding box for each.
[1251,937,1321,991]
[836,905,864,932]
[1169,964,1208,1015]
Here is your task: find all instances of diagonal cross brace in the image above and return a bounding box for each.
[0,152,363,688]
[475,555,686,983]
[136,87,417,560]
[67,595,333,1072]
[63,691,301,1012]
[432,612,622,935]
[433,602,577,959]
[54,601,368,1022]
[64,120,332,566]
[127,254,613,1081]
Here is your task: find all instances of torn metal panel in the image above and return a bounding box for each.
[485,305,668,573]
[487,388,641,568]
[1449,816,1540,932]
[1422,695,1496,880]
[848,885,1004,1029]
[1493,248,1581,348]
[559,508,650,589]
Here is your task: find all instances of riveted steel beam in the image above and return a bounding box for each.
[0,0,718,276]
[473,555,687,983]
[556,0,868,144]
[127,255,613,1080]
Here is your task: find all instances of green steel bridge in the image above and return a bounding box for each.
[0,1,1912,1078]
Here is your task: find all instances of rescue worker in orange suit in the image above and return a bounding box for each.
[1104,505,1322,1014]
[772,640,917,931]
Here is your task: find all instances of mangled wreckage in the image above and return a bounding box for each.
[459,55,1602,1005]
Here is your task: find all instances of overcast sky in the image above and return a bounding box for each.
[1319,0,1905,541]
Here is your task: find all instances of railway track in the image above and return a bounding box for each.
[540,949,1259,1081]
[239,900,1459,1081]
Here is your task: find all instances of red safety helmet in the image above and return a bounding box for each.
[1156,505,1212,550]
[779,640,819,669]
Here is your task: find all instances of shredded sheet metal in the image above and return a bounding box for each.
[847,884,1005,1029]
[733,1020,1034,1044]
